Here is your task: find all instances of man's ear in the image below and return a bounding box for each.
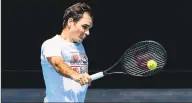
[67,18,74,28]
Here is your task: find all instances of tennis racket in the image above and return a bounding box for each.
[90,40,167,81]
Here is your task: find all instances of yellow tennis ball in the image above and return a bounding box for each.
[147,60,157,70]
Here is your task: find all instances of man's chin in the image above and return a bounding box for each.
[75,39,83,43]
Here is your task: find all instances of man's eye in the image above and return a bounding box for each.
[82,26,88,29]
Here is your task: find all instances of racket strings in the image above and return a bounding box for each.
[121,41,166,77]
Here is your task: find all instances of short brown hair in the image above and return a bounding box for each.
[62,2,93,28]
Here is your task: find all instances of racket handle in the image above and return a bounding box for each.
[90,72,104,81]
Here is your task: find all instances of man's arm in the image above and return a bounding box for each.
[47,56,79,78]
[46,56,91,85]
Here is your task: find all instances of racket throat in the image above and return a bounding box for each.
[103,71,108,75]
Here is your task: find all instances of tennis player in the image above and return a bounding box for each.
[40,2,93,102]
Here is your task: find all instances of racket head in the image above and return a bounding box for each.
[121,40,167,77]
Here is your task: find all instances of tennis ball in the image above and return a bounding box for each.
[147,60,157,70]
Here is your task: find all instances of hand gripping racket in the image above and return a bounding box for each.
[90,40,167,81]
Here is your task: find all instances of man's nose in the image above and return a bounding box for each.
[85,30,90,35]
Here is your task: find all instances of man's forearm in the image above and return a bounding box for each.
[55,62,79,78]
[47,57,78,78]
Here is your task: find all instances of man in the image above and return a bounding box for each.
[40,2,93,102]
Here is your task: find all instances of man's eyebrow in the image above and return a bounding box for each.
[83,24,93,28]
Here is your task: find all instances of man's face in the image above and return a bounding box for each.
[69,12,93,43]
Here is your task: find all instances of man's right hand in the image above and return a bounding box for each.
[71,73,91,85]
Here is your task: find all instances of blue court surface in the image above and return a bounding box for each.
[2,88,192,102]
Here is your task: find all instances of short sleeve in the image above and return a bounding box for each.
[42,41,62,57]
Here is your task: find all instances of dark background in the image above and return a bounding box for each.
[2,0,192,88]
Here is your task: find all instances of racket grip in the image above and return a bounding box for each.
[90,72,104,81]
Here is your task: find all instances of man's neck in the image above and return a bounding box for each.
[60,29,73,43]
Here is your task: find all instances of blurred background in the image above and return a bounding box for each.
[2,0,192,89]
